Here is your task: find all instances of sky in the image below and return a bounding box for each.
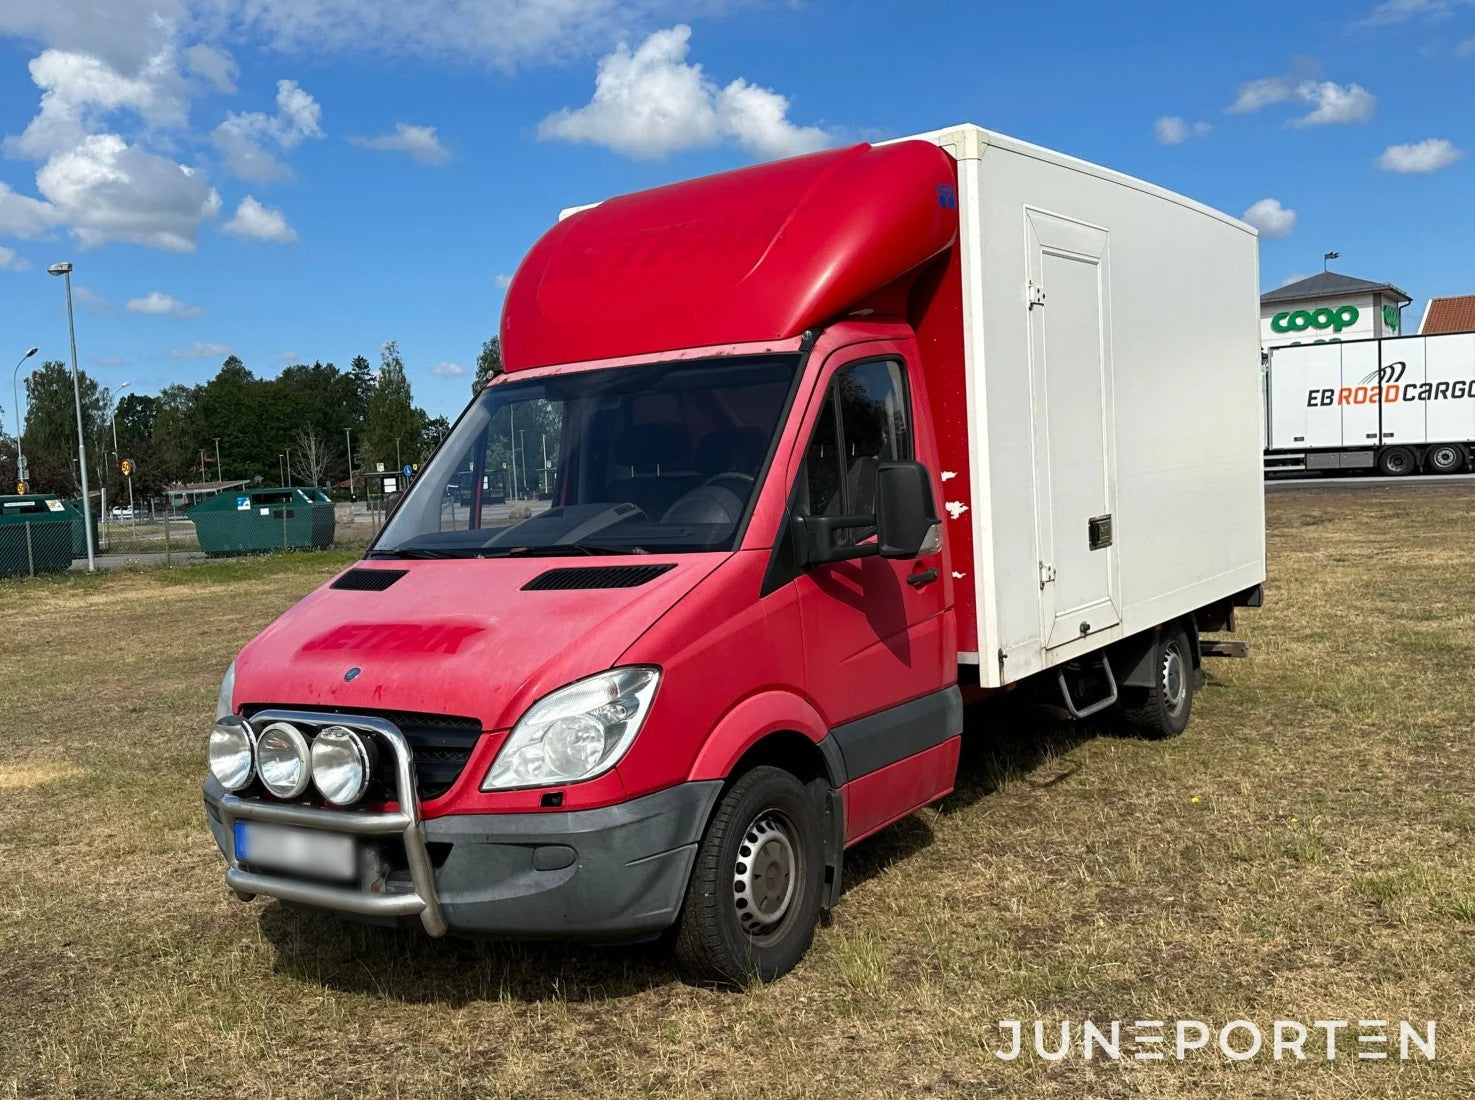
[1,0,1473,422]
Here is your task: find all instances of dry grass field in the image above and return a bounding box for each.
[3,484,1475,1098]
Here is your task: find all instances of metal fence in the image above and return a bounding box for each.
[0,502,389,578]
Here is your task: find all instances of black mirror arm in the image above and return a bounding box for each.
[792,514,881,565]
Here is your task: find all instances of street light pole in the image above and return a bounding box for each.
[212,437,222,479]
[110,382,132,522]
[344,427,355,502]
[47,262,95,572]
[11,346,37,490]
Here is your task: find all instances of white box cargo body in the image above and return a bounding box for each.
[909,126,1267,686]
[1266,332,1475,468]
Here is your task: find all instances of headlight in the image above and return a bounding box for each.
[216,659,237,720]
[257,722,311,798]
[311,725,374,806]
[208,716,256,792]
[483,667,660,790]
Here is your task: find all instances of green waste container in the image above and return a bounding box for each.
[190,487,336,556]
[0,494,76,575]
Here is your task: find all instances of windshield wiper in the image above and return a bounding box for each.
[493,543,648,557]
[366,547,476,560]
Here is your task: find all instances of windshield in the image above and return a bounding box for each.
[371,355,798,558]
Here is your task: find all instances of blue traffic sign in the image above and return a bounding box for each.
[402,464,413,478]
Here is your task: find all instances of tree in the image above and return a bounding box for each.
[21,360,107,495]
[347,355,374,424]
[291,426,338,489]
[364,341,427,469]
[472,336,503,396]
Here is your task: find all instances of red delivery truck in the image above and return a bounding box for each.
[204,124,1266,984]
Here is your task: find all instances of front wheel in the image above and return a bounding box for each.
[1378,446,1417,476]
[673,766,825,986]
[1121,625,1195,739]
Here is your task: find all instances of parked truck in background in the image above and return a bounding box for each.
[203,124,1266,984]
[1264,331,1475,476]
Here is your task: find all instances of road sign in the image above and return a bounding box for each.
[120,457,134,477]
[14,481,25,495]
[402,464,413,479]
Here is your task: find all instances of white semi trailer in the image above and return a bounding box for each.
[1264,331,1475,476]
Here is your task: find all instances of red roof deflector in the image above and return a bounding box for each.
[500,141,960,371]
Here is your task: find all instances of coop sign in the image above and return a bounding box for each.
[1270,305,1360,335]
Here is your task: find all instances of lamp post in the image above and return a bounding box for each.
[46,261,95,572]
[212,436,222,480]
[11,346,37,491]
[344,427,355,502]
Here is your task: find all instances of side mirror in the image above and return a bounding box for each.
[795,513,879,565]
[875,461,942,560]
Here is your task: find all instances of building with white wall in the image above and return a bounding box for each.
[1260,272,1411,351]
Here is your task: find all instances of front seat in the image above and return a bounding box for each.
[602,421,695,516]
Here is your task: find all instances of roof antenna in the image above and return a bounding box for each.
[1323,251,1340,272]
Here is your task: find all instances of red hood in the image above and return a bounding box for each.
[233,556,725,730]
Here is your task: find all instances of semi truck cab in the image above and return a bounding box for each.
[204,128,1265,984]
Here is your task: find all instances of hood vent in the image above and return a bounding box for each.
[331,568,408,591]
[522,564,676,591]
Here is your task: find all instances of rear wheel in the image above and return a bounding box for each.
[673,766,824,986]
[1378,446,1417,476]
[1121,625,1194,739]
[1427,443,1466,474]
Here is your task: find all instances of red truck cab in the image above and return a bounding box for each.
[204,134,1261,983]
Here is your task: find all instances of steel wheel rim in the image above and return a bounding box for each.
[1433,446,1458,469]
[732,809,799,942]
[1161,642,1188,718]
[1387,451,1410,473]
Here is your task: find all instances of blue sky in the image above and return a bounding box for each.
[1,0,1472,421]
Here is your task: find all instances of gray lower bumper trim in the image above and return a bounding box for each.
[206,777,723,941]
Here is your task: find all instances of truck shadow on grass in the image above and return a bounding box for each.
[254,696,1169,1004]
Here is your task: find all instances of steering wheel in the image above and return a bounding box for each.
[703,472,755,494]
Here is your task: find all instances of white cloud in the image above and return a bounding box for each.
[1279,272,1310,287]
[222,195,298,242]
[1228,63,1376,126]
[349,122,450,164]
[184,43,239,93]
[0,246,30,271]
[494,273,513,289]
[70,285,112,314]
[1459,35,1475,55]
[1154,116,1211,145]
[35,134,222,251]
[1242,198,1297,238]
[0,182,60,237]
[5,48,189,161]
[91,352,125,367]
[540,25,834,160]
[430,361,465,378]
[0,0,185,73]
[1378,138,1463,173]
[126,290,203,317]
[1293,81,1376,126]
[171,340,231,359]
[1357,0,1473,25]
[212,78,324,182]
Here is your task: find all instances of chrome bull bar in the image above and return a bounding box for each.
[219,708,448,937]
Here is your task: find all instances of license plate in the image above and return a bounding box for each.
[234,821,356,883]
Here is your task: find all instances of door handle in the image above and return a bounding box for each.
[906,567,939,588]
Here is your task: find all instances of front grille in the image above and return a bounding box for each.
[241,705,482,802]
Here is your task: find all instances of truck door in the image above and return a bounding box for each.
[1026,210,1121,649]
[788,344,954,828]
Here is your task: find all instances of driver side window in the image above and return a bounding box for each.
[799,359,911,541]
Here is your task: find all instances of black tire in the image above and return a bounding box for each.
[1426,443,1466,475]
[1121,625,1194,739]
[1377,446,1417,476]
[672,766,824,986]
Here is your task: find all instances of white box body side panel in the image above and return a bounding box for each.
[920,127,1264,686]
[1265,333,1475,451]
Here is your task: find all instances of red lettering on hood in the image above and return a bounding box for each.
[303,622,484,655]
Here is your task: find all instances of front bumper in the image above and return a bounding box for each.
[203,714,720,941]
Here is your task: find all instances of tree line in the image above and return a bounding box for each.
[1,338,504,503]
